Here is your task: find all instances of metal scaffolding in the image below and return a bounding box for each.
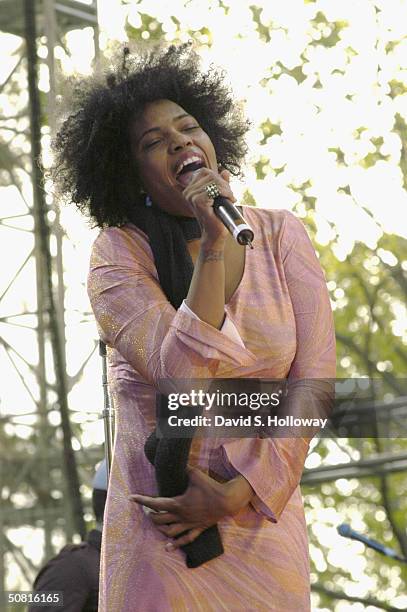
[0,0,100,597]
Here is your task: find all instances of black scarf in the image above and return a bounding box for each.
[129,203,224,568]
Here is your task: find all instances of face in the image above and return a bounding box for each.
[130,99,218,216]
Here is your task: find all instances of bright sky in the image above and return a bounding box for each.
[1,0,407,607]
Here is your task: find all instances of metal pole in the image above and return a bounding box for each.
[92,1,101,73]
[99,341,115,479]
[43,0,74,541]
[43,0,66,356]
[23,0,85,540]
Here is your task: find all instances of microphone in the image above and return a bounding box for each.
[212,197,254,249]
[337,524,406,562]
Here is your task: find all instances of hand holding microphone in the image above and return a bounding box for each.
[182,167,255,248]
[205,182,254,249]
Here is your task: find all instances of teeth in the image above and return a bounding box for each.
[177,155,202,175]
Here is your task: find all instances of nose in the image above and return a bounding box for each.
[169,129,193,153]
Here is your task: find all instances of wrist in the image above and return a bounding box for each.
[200,233,227,250]
[223,475,255,515]
[198,242,226,264]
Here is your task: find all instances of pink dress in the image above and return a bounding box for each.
[87,206,336,611]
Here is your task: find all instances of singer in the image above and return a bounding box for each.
[53,43,335,610]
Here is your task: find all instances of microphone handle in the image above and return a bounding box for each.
[213,197,254,247]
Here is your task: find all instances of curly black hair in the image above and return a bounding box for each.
[52,42,250,228]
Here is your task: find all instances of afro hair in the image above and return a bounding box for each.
[52,42,250,228]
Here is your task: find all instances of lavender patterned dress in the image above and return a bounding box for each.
[88,206,336,611]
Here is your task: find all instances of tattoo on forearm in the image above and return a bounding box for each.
[200,248,224,263]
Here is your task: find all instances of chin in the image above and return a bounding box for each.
[170,192,195,217]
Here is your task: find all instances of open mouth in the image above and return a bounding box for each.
[175,157,206,187]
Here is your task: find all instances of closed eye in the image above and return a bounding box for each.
[143,125,199,149]
[144,139,162,149]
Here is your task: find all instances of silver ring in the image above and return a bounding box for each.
[205,182,221,200]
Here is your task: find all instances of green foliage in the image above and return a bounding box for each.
[249,6,271,42]
[259,120,282,144]
[275,61,307,84]
[328,147,345,164]
[322,236,405,380]
[311,12,347,48]
[125,13,165,42]
[242,189,256,205]
[393,113,407,189]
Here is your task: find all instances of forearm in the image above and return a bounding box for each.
[185,237,227,330]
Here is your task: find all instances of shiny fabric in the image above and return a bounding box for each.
[87,206,336,611]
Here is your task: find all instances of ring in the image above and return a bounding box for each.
[205,182,221,200]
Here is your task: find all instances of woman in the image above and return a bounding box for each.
[54,43,335,611]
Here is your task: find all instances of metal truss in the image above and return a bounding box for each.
[0,0,100,596]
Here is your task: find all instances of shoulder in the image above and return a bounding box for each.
[89,223,154,271]
[92,223,149,253]
[241,205,303,230]
[33,544,89,587]
[241,205,309,257]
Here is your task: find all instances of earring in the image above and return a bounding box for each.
[140,189,153,207]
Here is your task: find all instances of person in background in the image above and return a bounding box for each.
[28,460,108,612]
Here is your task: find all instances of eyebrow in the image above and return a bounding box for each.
[139,113,192,142]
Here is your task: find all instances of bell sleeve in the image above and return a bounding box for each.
[218,210,336,522]
[180,300,246,348]
[87,225,256,390]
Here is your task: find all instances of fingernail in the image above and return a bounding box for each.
[165,543,174,552]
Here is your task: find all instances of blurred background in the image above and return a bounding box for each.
[0,0,406,610]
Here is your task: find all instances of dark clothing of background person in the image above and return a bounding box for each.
[28,529,101,612]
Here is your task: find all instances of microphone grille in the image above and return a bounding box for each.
[337,523,352,537]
